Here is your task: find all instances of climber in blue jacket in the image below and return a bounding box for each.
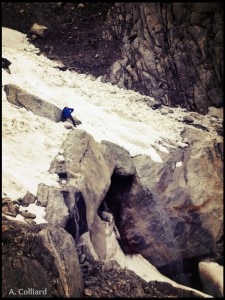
[61,107,77,127]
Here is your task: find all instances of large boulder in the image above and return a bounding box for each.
[20,191,36,207]
[105,128,223,270]
[60,130,112,229]
[46,132,137,256]
[101,140,136,176]
[36,184,70,228]
[2,218,83,298]
[4,84,62,122]
[36,184,88,241]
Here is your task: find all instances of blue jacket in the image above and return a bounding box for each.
[62,107,74,118]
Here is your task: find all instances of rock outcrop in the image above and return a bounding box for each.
[2,218,83,298]
[104,128,223,273]
[102,3,223,114]
[43,127,223,279]
[49,129,112,229]
[36,184,88,241]
[101,140,136,176]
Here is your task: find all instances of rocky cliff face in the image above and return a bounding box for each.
[102,3,223,114]
[2,2,223,114]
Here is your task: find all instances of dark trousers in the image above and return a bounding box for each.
[61,115,76,127]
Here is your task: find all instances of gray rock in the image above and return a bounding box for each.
[105,128,223,269]
[101,140,136,176]
[20,191,36,207]
[36,184,70,228]
[102,3,223,114]
[147,100,162,109]
[89,215,107,260]
[36,183,88,240]
[64,123,73,129]
[2,218,83,298]
[4,84,62,122]
[62,130,111,229]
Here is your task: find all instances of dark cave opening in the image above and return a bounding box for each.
[103,172,134,226]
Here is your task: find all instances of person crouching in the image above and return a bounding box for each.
[61,106,77,127]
